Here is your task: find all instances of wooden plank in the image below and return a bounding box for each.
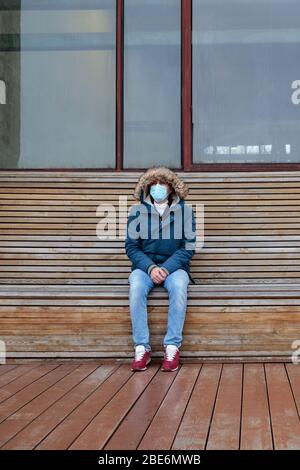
[0,365,18,377]
[4,217,300,225]
[0,283,300,293]
[2,192,300,200]
[0,182,294,191]
[240,364,273,450]
[0,364,98,448]
[3,322,300,337]
[2,185,300,193]
[0,364,61,403]
[0,364,36,388]
[1,305,300,319]
[69,365,159,450]
[2,203,300,210]
[138,365,200,450]
[2,297,300,306]
[105,368,178,450]
[265,364,300,449]
[1,364,118,450]
[172,364,221,450]
[0,364,117,450]
[0,169,299,176]
[35,365,134,450]
[2,210,300,217]
[0,364,75,423]
[206,364,243,450]
[9,258,300,266]
[286,363,300,416]
[1,334,299,354]
[0,173,299,181]
[3,264,300,272]
[1,205,300,216]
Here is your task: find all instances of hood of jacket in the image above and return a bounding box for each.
[133,166,189,202]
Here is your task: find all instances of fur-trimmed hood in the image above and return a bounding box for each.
[133,166,189,201]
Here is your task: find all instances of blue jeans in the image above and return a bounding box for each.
[128,268,190,351]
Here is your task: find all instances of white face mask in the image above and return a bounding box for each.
[150,183,168,202]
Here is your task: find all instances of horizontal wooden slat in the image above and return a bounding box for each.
[0,170,300,178]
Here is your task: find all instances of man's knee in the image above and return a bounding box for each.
[129,269,152,296]
[164,269,189,292]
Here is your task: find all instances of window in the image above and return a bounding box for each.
[123,0,181,168]
[2,1,299,171]
[192,0,300,164]
[0,0,116,169]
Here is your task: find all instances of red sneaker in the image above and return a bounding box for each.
[161,345,180,371]
[131,345,151,371]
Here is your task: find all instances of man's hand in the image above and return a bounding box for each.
[150,267,168,284]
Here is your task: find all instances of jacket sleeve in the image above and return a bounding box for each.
[160,205,196,275]
[125,205,155,274]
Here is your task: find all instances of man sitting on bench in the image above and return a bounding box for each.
[125,166,196,372]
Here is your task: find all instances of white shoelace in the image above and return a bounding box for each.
[135,345,147,361]
[165,345,178,361]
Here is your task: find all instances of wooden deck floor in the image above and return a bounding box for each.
[0,361,299,450]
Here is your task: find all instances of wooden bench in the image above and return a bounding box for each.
[0,171,300,360]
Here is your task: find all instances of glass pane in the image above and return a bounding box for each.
[192,0,300,164]
[0,0,116,169]
[123,0,181,168]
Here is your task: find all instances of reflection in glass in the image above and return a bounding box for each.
[0,0,116,169]
[193,0,300,163]
[124,0,181,168]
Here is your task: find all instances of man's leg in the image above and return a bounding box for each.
[163,269,190,348]
[128,268,155,351]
